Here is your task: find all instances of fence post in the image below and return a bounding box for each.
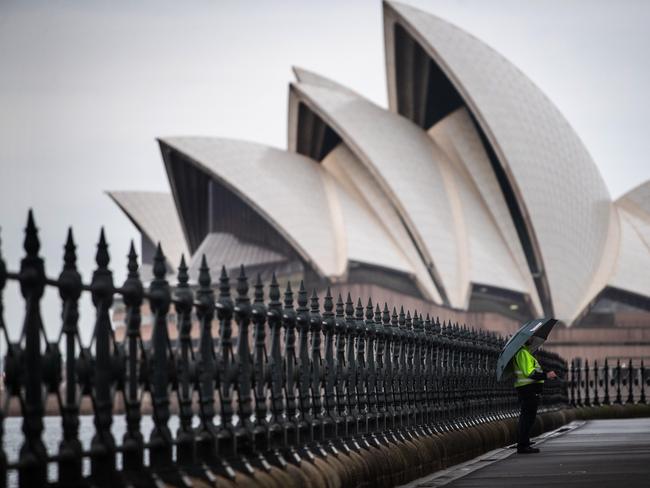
[376,305,389,435]
[322,289,337,442]
[355,299,369,438]
[381,302,395,432]
[398,309,410,430]
[481,331,495,421]
[639,360,647,404]
[412,313,424,428]
[433,320,446,429]
[216,265,239,469]
[309,290,325,444]
[615,359,622,404]
[58,229,83,484]
[390,308,402,433]
[252,275,270,454]
[17,212,47,487]
[603,359,610,405]
[575,360,582,406]
[194,258,219,465]
[147,245,173,471]
[365,300,379,437]
[121,243,145,472]
[627,359,635,404]
[234,267,255,459]
[440,320,449,425]
[584,360,591,407]
[267,275,286,452]
[174,255,196,468]
[282,283,299,451]
[345,295,359,440]
[437,321,449,428]
[451,322,461,424]
[89,229,117,483]
[467,327,478,422]
[593,360,600,406]
[296,282,313,447]
[334,295,349,443]
[404,311,416,429]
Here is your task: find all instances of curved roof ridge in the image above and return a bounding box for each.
[606,208,650,298]
[428,119,538,301]
[384,1,615,322]
[321,143,442,302]
[160,136,345,278]
[428,107,543,313]
[384,1,570,125]
[292,67,363,98]
[106,190,189,270]
[290,71,474,307]
[618,180,650,201]
[159,135,288,153]
[616,180,650,224]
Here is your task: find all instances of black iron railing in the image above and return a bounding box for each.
[569,358,649,407]
[0,212,577,487]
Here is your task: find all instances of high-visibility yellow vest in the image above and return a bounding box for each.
[513,347,544,388]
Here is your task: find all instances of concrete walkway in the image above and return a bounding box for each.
[402,418,650,488]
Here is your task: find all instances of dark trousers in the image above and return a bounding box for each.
[516,383,541,448]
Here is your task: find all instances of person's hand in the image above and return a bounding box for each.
[546,371,557,380]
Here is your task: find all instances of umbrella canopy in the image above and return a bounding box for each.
[496,318,558,381]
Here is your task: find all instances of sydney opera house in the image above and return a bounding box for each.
[109,2,650,359]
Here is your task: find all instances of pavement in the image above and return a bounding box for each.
[401,418,650,488]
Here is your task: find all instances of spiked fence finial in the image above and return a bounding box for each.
[297,280,308,311]
[345,292,354,318]
[236,265,249,305]
[24,209,40,257]
[218,264,229,299]
[152,242,166,280]
[198,254,211,289]
[126,240,138,278]
[268,272,281,308]
[177,254,189,286]
[335,293,344,318]
[254,273,264,304]
[323,287,334,316]
[310,288,319,313]
[94,228,110,269]
[365,297,374,321]
[63,228,77,270]
[405,310,412,330]
[283,281,294,309]
[382,303,390,327]
[355,297,364,321]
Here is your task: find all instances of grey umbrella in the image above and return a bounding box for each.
[496,318,558,381]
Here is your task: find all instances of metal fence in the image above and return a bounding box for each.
[569,358,649,407]
[0,212,571,487]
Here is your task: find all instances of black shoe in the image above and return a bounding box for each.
[517,446,540,454]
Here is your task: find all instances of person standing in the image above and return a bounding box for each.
[513,341,557,454]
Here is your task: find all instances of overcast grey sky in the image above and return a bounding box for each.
[1,0,649,339]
